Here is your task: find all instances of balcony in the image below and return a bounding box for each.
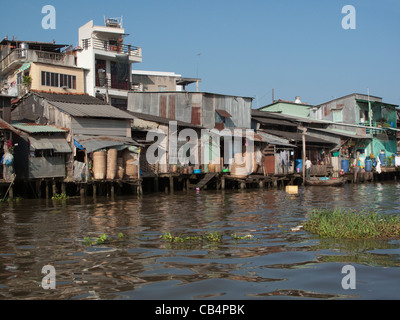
[82,38,142,62]
[0,48,76,75]
[95,77,131,91]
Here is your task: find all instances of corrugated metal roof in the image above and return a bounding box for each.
[12,122,68,133]
[73,135,142,153]
[128,111,204,129]
[48,101,133,119]
[308,127,371,139]
[29,136,71,153]
[256,131,296,147]
[32,91,109,105]
[263,129,335,144]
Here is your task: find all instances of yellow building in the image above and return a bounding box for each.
[29,62,85,94]
[0,39,85,97]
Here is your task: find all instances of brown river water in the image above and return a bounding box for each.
[1,182,400,300]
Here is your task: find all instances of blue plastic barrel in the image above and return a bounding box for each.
[341,159,350,173]
[365,159,372,172]
[295,159,302,172]
[379,153,386,166]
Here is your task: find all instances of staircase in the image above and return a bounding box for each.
[191,173,217,190]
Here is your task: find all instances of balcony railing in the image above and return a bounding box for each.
[0,48,75,73]
[0,49,26,73]
[95,77,131,91]
[82,38,142,58]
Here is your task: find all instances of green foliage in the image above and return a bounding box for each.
[230,233,256,241]
[82,232,126,246]
[160,231,223,243]
[23,75,32,86]
[303,208,400,239]
[51,192,69,200]
[160,231,257,244]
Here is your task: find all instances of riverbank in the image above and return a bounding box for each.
[1,166,400,201]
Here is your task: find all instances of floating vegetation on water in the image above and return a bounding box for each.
[0,196,23,203]
[303,208,400,240]
[160,231,222,243]
[230,233,257,241]
[51,192,69,200]
[160,231,257,244]
[83,232,125,246]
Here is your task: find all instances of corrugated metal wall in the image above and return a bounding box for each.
[71,118,130,137]
[127,92,252,129]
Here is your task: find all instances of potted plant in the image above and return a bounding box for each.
[23,75,32,90]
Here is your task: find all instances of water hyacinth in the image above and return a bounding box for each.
[303,208,400,240]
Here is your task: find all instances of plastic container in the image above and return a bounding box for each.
[379,153,386,166]
[194,169,201,174]
[295,159,302,172]
[341,159,350,173]
[365,159,372,172]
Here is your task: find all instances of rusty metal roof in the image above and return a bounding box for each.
[216,109,232,118]
[48,101,133,119]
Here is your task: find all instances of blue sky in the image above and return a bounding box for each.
[1,0,399,107]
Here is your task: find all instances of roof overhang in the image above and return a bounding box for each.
[73,135,142,153]
[29,136,71,153]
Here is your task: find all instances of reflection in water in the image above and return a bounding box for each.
[1,182,400,299]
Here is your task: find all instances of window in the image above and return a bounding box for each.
[41,71,76,89]
[332,110,343,123]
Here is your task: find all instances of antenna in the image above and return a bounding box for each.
[196,53,201,78]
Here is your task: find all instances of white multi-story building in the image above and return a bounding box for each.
[76,18,142,109]
[131,70,201,92]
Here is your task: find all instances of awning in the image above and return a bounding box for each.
[216,109,232,118]
[73,135,142,153]
[17,62,31,73]
[29,136,71,153]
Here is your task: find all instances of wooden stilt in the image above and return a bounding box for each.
[36,180,42,198]
[93,182,97,198]
[169,176,174,193]
[111,183,115,199]
[80,184,85,198]
[154,177,159,192]
[9,185,13,201]
[52,180,57,197]
[45,180,49,199]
